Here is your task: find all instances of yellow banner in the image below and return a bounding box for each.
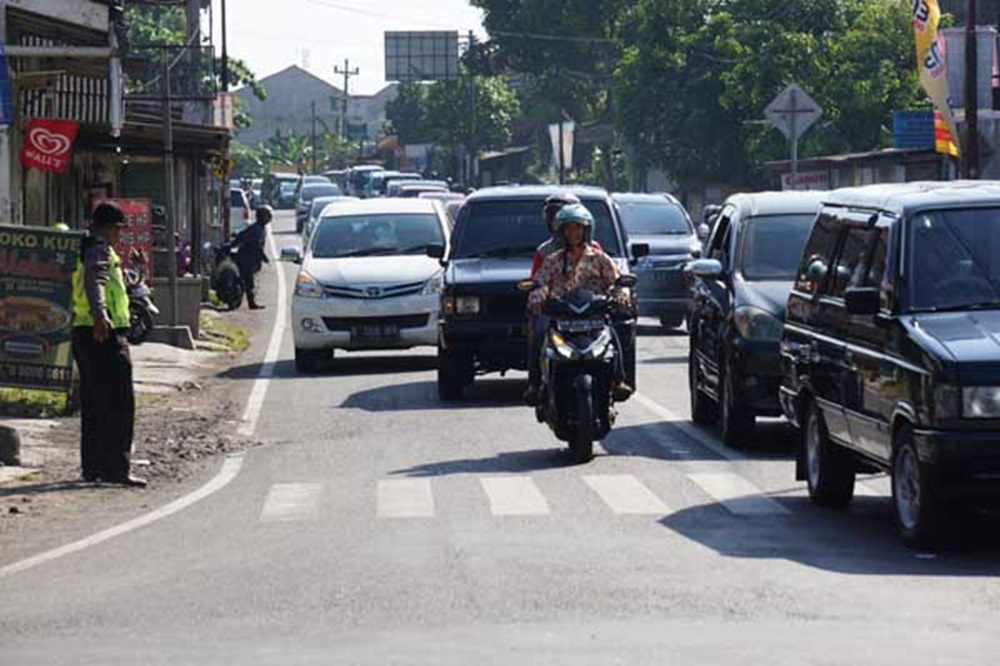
[912,0,961,157]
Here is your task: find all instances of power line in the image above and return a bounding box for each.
[304,0,461,30]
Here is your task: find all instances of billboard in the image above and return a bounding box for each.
[0,225,82,393]
[91,198,154,277]
[385,31,459,82]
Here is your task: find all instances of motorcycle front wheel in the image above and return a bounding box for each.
[570,374,595,463]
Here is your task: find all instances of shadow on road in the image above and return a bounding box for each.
[0,480,104,497]
[659,497,1000,575]
[218,355,438,380]
[390,447,581,477]
[637,323,688,337]
[340,378,525,412]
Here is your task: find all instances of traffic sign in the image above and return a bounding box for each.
[765,83,822,141]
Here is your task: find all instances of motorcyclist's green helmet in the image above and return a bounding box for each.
[553,203,594,235]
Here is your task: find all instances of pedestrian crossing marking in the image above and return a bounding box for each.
[480,476,550,516]
[259,483,323,522]
[377,479,435,519]
[686,472,790,516]
[582,474,670,515]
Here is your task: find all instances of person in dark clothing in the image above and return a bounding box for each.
[236,205,272,310]
[71,202,146,487]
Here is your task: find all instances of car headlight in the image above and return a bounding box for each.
[963,387,1000,419]
[422,271,445,296]
[294,270,325,299]
[733,306,783,342]
[441,295,480,316]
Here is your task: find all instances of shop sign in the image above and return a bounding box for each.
[0,224,82,392]
[92,198,154,276]
[21,119,80,174]
[0,47,13,127]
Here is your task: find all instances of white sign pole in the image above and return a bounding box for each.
[790,87,798,188]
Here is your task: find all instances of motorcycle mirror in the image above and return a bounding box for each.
[516,279,536,293]
[615,274,638,289]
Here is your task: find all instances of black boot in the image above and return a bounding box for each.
[248,294,265,310]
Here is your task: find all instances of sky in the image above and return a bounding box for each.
[212,0,488,96]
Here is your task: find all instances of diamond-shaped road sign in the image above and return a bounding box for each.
[765,83,822,141]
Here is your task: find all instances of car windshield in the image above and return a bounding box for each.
[279,182,297,194]
[617,201,692,235]
[909,208,1000,311]
[453,199,622,259]
[738,214,816,280]
[311,213,443,259]
[300,184,341,201]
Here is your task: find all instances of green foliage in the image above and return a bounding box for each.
[423,73,521,152]
[385,82,429,145]
[614,0,924,190]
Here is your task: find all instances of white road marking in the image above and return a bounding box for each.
[238,226,288,437]
[259,483,323,522]
[583,474,670,515]
[686,472,790,516]
[377,479,435,519]
[633,392,745,462]
[0,455,245,580]
[480,476,550,516]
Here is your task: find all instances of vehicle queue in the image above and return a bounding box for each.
[240,163,1000,550]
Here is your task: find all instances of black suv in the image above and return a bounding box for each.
[688,191,826,446]
[781,182,1000,547]
[429,186,641,399]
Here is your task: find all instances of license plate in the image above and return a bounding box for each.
[557,319,605,333]
[350,324,401,342]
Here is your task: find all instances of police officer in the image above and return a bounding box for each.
[71,202,146,487]
[235,205,272,310]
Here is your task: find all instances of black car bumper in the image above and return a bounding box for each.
[731,338,783,415]
[441,319,528,372]
[914,428,1000,495]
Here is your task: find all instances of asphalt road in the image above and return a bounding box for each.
[3,210,1000,664]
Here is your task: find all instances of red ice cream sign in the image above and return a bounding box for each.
[20,119,80,174]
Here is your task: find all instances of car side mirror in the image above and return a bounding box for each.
[280,246,303,264]
[696,223,711,242]
[631,243,650,260]
[689,258,724,280]
[844,287,880,316]
[426,243,446,260]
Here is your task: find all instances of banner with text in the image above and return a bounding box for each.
[911,0,961,157]
[0,225,82,392]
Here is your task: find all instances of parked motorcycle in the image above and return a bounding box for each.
[206,239,244,310]
[524,274,637,463]
[124,250,159,345]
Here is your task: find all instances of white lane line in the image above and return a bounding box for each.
[0,455,245,580]
[238,226,288,438]
[259,483,323,523]
[686,472,790,516]
[480,476,550,516]
[583,474,670,515]
[377,479,435,519]
[632,392,745,462]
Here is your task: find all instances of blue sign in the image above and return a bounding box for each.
[0,45,13,127]
[893,111,934,150]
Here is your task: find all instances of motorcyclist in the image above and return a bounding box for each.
[528,203,634,402]
[235,205,272,310]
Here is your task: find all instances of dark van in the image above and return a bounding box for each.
[781,181,1000,547]
[429,186,643,400]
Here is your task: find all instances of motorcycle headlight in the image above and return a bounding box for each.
[294,271,325,299]
[963,387,1000,419]
[581,329,613,359]
[550,331,577,359]
[422,271,445,296]
[733,306,783,342]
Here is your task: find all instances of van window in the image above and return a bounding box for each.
[795,213,840,295]
[707,207,734,264]
[829,226,876,298]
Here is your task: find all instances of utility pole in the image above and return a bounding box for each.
[333,59,359,141]
[161,51,179,327]
[311,100,317,173]
[965,0,980,178]
[467,31,477,188]
[220,0,231,239]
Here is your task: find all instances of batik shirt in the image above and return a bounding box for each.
[529,244,622,309]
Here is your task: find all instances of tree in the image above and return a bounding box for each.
[615,0,923,192]
[423,72,521,153]
[385,82,429,145]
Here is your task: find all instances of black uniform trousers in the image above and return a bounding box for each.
[71,327,135,480]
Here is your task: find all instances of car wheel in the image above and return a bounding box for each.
[720,358,754,448]
[804,400,855,508]
[295,348,331,374]
[892,427,944,549]
[438,347,472,401]
[689,350,718,425]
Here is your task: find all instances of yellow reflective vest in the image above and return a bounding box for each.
[72,243,130,329]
